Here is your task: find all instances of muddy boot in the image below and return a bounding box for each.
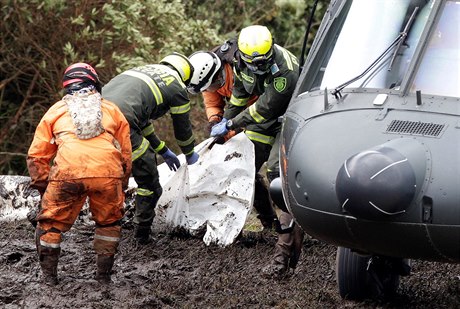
[38,246,60,286]
[262,233,291,278]
[262,212,302,279]
[134,224,152,245]
[96,255,115,284]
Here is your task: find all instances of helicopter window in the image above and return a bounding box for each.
[298,0,434,93]
[410,0,460,98]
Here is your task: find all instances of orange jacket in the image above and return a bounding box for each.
[27,96,132,190]
[202,63,257,123]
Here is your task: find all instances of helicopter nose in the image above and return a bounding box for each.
[336,147,416,220]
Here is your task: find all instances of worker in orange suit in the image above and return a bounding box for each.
[27,63,132,285]
[188,39,258,136]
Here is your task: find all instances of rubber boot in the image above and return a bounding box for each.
[134,193,160,244]
[134,224,152,245]
[36,227,60,285]
[253,174,277,230]
[96,255,115,284]
[38,246,60,286]
[262,212,303,278]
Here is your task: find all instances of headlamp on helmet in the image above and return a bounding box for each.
[160,52,194,86]
[187,51,223,94]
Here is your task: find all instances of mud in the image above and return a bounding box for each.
[1,218,459,308]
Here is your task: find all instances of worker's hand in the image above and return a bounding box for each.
[161,149,181,171]
[207,115,223,133]
[31,181,48,199]
[207,120,220,133]
[210,118,229,137]
[26,207,40,228]
[186,152,199,165]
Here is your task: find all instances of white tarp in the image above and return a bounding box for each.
[0,133,256,247]
[154,133,256,246]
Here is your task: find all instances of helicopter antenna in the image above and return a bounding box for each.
[299,0,319,74]
[332,7,420,100]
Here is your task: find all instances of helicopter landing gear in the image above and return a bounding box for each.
[335,246,410,301]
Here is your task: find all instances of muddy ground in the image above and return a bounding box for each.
[1,216,459,309]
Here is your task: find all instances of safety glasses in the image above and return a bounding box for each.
[239,48,273,64]
[240,49,273,74]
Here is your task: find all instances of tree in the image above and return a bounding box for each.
[0,0,328,175]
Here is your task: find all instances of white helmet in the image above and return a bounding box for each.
[187,51,223,94]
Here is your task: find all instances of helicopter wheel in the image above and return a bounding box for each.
[336,247,406,300]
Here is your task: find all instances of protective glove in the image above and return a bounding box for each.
[210,118,229,137]
[207,120,220,133]
[207,114,223,133]
[27,207,40,228]
[161,148,181,171]
[31,181,48,198]
[186,152,199,165]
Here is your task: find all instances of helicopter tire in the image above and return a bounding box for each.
[336,247,401,300]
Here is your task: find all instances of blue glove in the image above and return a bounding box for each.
[162,149,180,171]
[210,118,229,137]
[186,152,199,165]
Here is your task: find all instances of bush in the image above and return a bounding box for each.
[0,0,327,175]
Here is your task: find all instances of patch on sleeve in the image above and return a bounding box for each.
[273,77,287,93]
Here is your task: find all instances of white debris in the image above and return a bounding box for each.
[0,133,255,247]
[0,175,40,221]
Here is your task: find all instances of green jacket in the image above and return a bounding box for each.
[102,64,195,157]
[224,44,299,139]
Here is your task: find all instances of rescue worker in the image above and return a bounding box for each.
[187,48,276,229]
[209,25,304,277]
[102,52,199,245]
[188,40,258,133]
[27,63,132,285]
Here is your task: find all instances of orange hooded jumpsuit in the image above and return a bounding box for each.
[27,94,132,259]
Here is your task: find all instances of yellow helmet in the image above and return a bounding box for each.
[160,52,194,85]
[237,25,273,64]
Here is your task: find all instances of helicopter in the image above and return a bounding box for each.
[270,0,460,300]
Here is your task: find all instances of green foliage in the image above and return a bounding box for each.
[184,0,328,57]
[0,0,329,175]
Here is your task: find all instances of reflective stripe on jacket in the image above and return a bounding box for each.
[224,44,300,136]
[202,63,258,122]
[102,64,195,156]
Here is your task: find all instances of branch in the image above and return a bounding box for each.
[0,70,39,144]
[0,152,27,157]
[0,70,24,91]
